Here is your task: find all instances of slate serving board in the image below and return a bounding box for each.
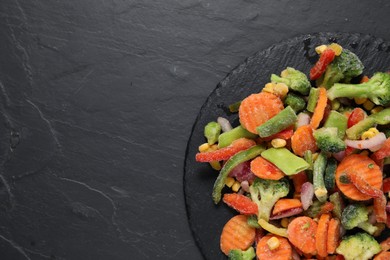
[184,32,390,260]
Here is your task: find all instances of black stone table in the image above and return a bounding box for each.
[0,1,389,259]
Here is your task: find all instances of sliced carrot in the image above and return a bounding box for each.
[361,75,370,83]
[310,87,328,130]
[195,138,256,162]
[256,234,293,260]
[374,251,390,260]
[262,127,294,142]
[335,154,383,201]
[292,171,308,193]
[316,213,331,258]
[291,125,318,157]
[239,92,284,134]
[326,218,341,254]
[220,215,256,255]
[223,193,258,215]
[383,178,390,193]
[287,216,317,255]
[319,202,334,215]
[250,156,285,180]
[373,193,387,223]
[272,199,302,215]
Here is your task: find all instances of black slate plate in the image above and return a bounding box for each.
[184,32,390,260]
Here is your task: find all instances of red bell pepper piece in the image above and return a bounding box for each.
[374,193,387,223]
[222,193,258,215]
[195,138,256,162]
[346,171,383,198]
[347,108,366,128]
[310,48,336,80]
[383,177,390,193]
[372,138,390,161]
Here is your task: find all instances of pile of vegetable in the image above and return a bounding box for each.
[195,43,390,260]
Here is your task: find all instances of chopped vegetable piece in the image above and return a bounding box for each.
[336,232,381,260]
[310,87,328,129]
[228,247,255,260]
[341,204,378,235]
[229,101,241,113]
[372,137,390,161]
[327,218,341,254]
[257,106,297,138]
[262,128,294,142]
[307,88,319,112]
[257,218,288,237]
[204,121,222,145]
[284,93,306,113]
[271,67,311,95]
[314,127,346,153]
[324,157,337,191]
[223,193,258,215]
[310,48,336,80]
[250,156,284,180]
[291,125,318,157]
[272,199,302,216]
[218,126,258,148]
[324,110,348,138]
[212,145,265,204]
[373,193,387,223]
[261,148,310,176]
[300,182,314,210]
[287,216,317,255]
[256,235,292,260]
[220,215,256,255]
[316,213,331,258]
[329,192,344,220]
[239,92,284,134]
[196,138,256,162]
[313,152,328,202]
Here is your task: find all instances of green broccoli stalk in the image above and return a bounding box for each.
[313,127,346,153]
[320,49,364,89]
[249,178,289,221]
[341,204,378,235]
[327,72,390,106]
[336,232,381,260]
[228,247,255,260]
[346,107,390,139]
[270,67,311,95]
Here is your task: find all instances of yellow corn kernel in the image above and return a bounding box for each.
[371,106,384,114]
[312,153,319,161]
[208,144,218,152]
[331,99,341,110]
[354,97,367,105]
[361,128,380,140]
[209,161,221,171]
[315,45,328,54]
[360,150,369,156]
[274,83,289,98]
[363,100,375,111]
[328,43,343,56]
[232,181,241,192]
[281,218,289,228]
[198,143,210,152]
[267,236,280,250]
[263,82,276,93]
[225,177,235,188]
[271,138,287,148]
[281,69,289,78]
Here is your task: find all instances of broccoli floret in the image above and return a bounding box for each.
[284,93,306,113]
[336,232,381,260]
[321,49,364,89]
[341,204,378,235]
[346,107,390,139]
[271,67,311,95]
[313,127,346,153]
[328,72,390,106]
[249,178,289,221]
[228,247,255,260]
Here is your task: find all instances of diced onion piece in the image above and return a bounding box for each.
[296,112,311,127]
[217,117,232,132]
[345,132,386,152]
[240,180,250,193]
[301,182,314,210]
[333,150,346,162]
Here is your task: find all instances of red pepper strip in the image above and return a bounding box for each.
[292,171,308,193]
[195,138,256,162]
[346,171,383,198]
[347,108,366,128]
[261,128,294,142]
[372,138,390,161]
[310,48,336,80]
[222,193,258,215]
[383,178,390,193]
[374,193,387,223]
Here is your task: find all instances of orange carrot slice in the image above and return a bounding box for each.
[223,193,258,215]
[326,218,341,254]
[256,234,293,260]
[195,138,256,162]
[335,154,382,201]
[291,125,318,157]
[287,216,317,255]
[380,237,390,251]
[374,251,390,260]
[316,213,331,258]
[310,87,328,130]
[239,92,284,134]
[346,171,383,198]
[220,215,256,255]
[272,199,302,215]
[250,156,285,180]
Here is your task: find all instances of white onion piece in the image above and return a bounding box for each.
[345,132,386,152]
[217,117,232,132]
[301,182,314,210]
[240,180,250,193]
[296,112,311,127]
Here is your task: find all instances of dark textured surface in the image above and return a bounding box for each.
[0,1,389,259]
[184,33,390,260]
